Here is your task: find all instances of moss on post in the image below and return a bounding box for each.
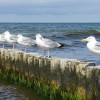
[0,49,99,100]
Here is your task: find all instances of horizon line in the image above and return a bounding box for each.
[0,22,100,24]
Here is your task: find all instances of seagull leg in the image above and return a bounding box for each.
[13,44,14,49]
[43,50,46,57]
[47,51,50,58]
[2,44,4,48]
[25,47,27,53]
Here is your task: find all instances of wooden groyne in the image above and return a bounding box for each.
[0,48,99,100]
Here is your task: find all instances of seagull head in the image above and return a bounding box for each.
[3,31,10,36]
[81,36,96,43]
[36,34,43,40]
[16,34,23,38]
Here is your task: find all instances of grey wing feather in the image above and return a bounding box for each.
[22,37,36,45]
[11,35,16,38]
[10,35,17,41]
[1,35,4,38]
[96,42,100,46]
[0,35,5,41]
[94,42,100,50]
[43,38,60,47]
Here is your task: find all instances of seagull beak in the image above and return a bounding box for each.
[81,39,87,42]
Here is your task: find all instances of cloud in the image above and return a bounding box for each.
[0,0,99,15]
[0,0,66,5]
[0,0,100,22]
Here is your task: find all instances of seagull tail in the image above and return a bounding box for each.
[58,43,64,48]
[32,41,36,45]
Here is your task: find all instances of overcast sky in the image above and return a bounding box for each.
[0,0,99,22]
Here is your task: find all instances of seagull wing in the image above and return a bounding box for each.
[10,35,16,39]
[10,35,17,42]
[43,38,61,48]
[22,37,36,45]
[94,42,100,50]
[0,35,5,42]
[0,35,5,39]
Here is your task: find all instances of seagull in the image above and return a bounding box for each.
[36,34,64,57]
[3,31,17,49]
[0,34,6,48]
[81,36,100,56]
[16,34,36,52]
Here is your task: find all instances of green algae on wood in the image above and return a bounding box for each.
[0,48,99,100]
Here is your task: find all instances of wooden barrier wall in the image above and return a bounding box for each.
[0,48,99,100]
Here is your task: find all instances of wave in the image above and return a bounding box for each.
[67,29,100,34]
[52,29,100,37]
[13,29,100,40]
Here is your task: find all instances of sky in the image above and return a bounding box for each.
[0,0,100,23]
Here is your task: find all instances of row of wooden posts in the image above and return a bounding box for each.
[0,48,99,100]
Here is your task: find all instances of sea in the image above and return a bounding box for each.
[0,23,100,99]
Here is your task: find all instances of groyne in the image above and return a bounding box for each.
[0,48,99,100]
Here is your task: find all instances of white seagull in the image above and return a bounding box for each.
[16,34,36,52]
[81,36,100,56]
[0,34,6,48]
[36,34,64,57]
[3,31,17,49]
